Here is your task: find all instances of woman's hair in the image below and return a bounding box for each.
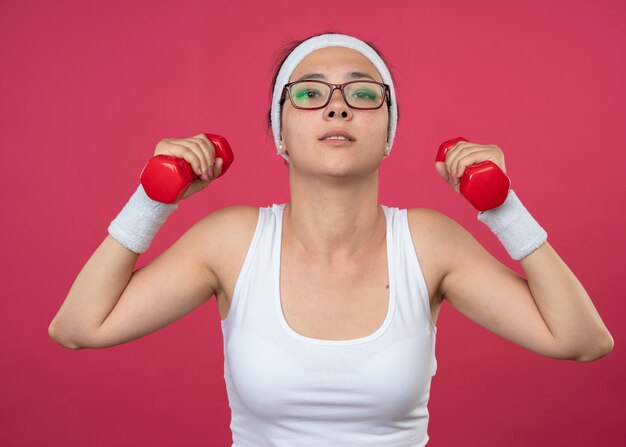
[265,31,400,136]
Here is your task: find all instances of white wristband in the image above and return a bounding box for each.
[477,189,547,261]
[108,185,179,253]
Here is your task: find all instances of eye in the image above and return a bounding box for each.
[295,89,322,99]
[352,89,379,100]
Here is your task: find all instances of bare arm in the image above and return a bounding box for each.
[49,205,257,349]
[428,139,613,361]
[410,209,614,361]
[48,235,141,348]
[49,133,229,349]
[516,241,614,360]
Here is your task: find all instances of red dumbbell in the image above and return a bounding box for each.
[140,133,234,204]
[436,137,510,211]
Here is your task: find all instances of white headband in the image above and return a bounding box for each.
[270,33,398,162]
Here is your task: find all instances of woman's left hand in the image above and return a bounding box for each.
[434,141,507,193]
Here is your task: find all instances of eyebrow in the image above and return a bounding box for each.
[294,71,378,82]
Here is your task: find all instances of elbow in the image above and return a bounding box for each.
[48,321,84,350]
[573,332,615,362]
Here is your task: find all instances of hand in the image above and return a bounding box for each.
[435,140,507,193]
[153,134,225,201]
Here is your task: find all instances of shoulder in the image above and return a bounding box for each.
[406,207,464,240]
[407,207,481,249]
[405,207,483,278]
[175,205,260,260]
[197,204,260,228]
[191,204,260,244]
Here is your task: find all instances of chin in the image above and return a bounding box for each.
[290,146,384,177]
[319,158,382,179]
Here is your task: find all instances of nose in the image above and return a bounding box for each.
[324,88,352,120]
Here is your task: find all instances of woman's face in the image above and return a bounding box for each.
[280,46,389,177]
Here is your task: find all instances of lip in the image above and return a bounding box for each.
[318,128,356,142]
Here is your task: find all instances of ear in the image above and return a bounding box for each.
[383,143,390,158]
[279,139,288,155]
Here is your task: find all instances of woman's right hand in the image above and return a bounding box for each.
[153,133,225,201]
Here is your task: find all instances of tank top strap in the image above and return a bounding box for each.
[380,205,437,336]
[221,203,282,336]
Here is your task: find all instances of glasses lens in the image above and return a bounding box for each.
[344,82,385,109]
[289,81,331,109]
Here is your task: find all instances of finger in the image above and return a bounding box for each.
[191,134,216,173]
[454,149,503,178]
[454,150,489,178]
[443,142,474,178]
[451,176,461,193]
[437,160,461,191]
[187,137,210,175]
[447,144,490,179]
[434,161,449,182]
[174,139,210,176]
[155,140,204,176]
[212,157,224,178]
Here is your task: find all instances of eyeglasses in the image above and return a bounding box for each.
[281,80,391,110]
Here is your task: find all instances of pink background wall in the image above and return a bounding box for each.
[1,0,624,445]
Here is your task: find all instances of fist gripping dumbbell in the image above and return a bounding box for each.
[140,133,234,204]
[436,137,511,211]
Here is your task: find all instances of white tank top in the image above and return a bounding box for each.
[221,204,438,446]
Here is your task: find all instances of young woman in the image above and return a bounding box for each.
[49,33,613,446]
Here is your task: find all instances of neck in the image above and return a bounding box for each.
[283,170,385,262]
